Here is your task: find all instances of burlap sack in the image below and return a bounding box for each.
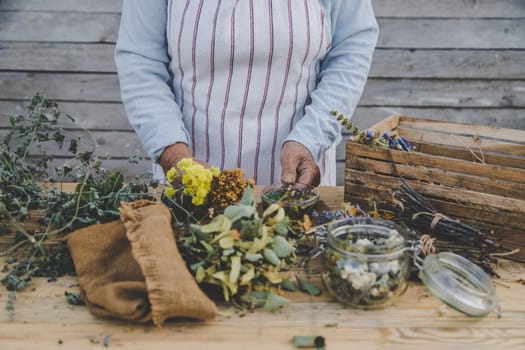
[119,200,217,325]
[67,200,217,326]
[66,220,151,322]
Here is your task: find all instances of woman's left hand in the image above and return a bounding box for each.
[280,141,320,187]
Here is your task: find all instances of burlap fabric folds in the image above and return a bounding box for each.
[67,200,217,326]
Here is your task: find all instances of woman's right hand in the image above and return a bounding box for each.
[158,143,212,185]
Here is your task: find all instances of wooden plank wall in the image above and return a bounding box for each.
[0,0,524,184]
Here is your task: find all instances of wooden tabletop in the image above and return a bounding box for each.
[1,187,524,350]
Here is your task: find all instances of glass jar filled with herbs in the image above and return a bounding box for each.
[319,217,500,316]
[261,183,319,220]
[320,217,415,309]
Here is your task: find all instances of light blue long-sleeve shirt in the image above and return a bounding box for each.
[115,0,378,184]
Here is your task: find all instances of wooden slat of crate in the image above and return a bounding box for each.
[347,154,524,199]
[413,142,525,169]
[395,117,525,143]
[345,115,525,261]
[348,142,525,186]
[398,128,525,156]
[371,115,525,141]
[345,181,525,239]
[370,115,525,158]
[345,172,525,229]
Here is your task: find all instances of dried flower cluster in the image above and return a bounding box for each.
[209,168,255,212]
[163,159,255,218]
[165,159,220,206]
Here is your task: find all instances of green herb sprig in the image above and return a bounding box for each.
[331,110,415,151]
[1,94,157,296]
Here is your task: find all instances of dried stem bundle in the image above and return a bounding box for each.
[392,180,517,275]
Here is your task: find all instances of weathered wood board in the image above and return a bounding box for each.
[344,115,525,261]
[0,0,524,184]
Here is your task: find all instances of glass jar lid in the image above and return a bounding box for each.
[419,252,499,317]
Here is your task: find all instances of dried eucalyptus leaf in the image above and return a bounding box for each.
[244,252,263,262]
[229,256,242,283]
[200,240,214,254]
[268,208,286,226]
[256,225,272,251]
[239,291,268,309]
[222,249,235,256]
[262,202,281,218]
[263,248,281,267]
[273,221,290,236]
[263,270,284,284]
[219,236,234,250]
[280,279,296,292]
[240,265,255,286]
[195,266,206,283]
[199,215,232,233]
[273,235,295,258]
[239,185,254,206]
[224,204,256,223]
[189,224,211,241]
[263,291,290,311]
[297,277,322,296]
[211,271,238,299]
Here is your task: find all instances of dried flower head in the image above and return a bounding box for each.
[208,168,255,212]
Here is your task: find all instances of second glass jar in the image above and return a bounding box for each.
[320,217,415,309]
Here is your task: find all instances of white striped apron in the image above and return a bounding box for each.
[159,0,335,185]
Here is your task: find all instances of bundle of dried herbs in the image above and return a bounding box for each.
[332,110,415,151]
[391,180,516,275]
[178,186,306,309]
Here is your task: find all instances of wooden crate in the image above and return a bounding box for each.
[344,115,525,261]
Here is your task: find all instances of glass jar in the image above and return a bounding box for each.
[319,217,500,316]
[261,183,319,220]
[320,217,414,309]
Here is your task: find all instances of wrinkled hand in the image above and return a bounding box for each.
[280,141,320,187]
[158,143,211,185]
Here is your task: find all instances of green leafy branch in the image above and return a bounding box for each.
[1,94,158,297]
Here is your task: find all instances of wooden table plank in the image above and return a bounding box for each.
[1,277,524,350]
[1,186,524,349]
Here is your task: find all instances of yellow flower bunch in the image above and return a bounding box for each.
[164,158,220,206]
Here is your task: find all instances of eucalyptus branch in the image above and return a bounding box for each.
[0,205,36,244]
[46,169,91,236]
[1,94,157,291]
